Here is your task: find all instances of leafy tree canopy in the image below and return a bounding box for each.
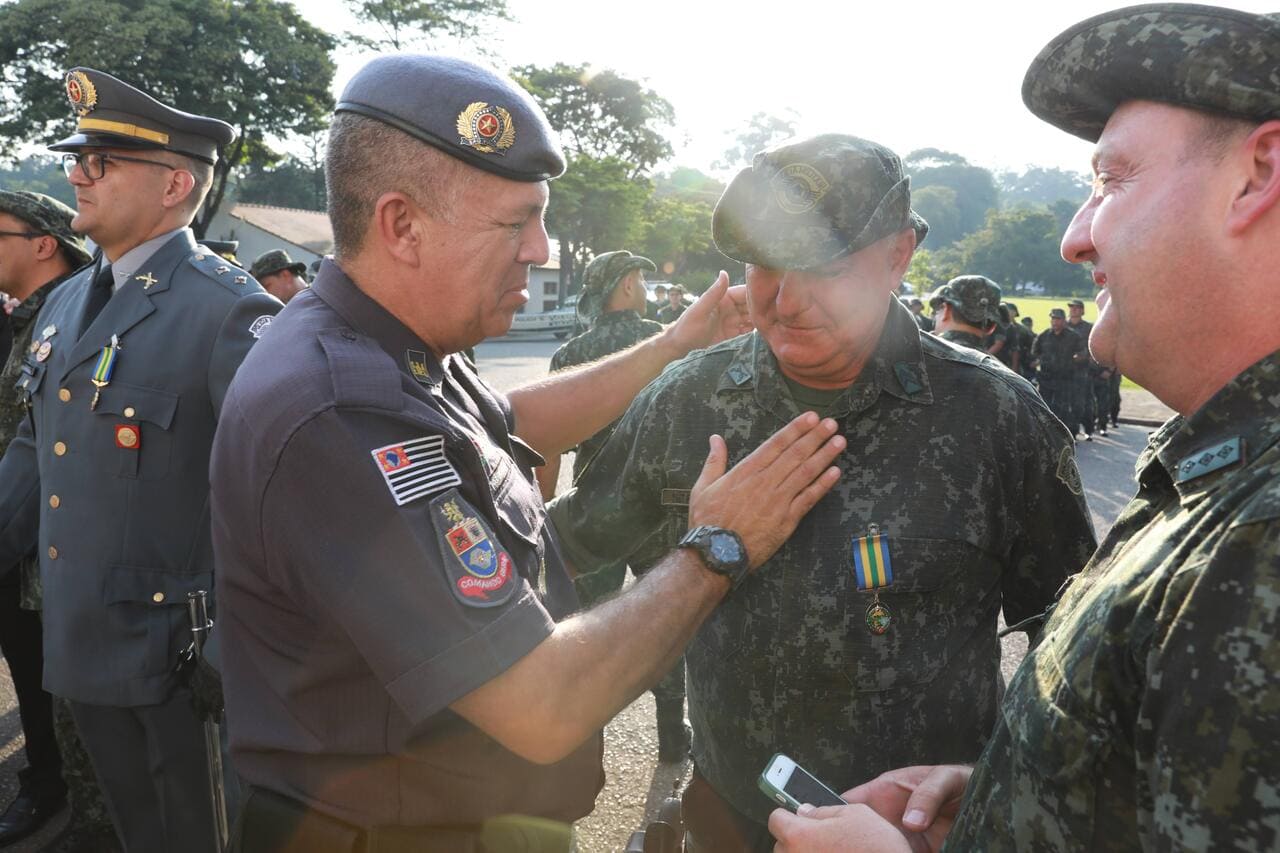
[715,110,798,172]
[344,0,510,52]
[0,0,336,235]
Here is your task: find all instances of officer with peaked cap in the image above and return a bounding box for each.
[931,274,1002,352]
[209,54,843,851]
[768,6,1280,852]
[550,132,1093,851]
[0,67,280,852]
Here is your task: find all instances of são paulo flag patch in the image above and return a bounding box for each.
[370,435,461,505]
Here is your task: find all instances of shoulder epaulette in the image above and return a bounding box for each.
[316,327,402,410]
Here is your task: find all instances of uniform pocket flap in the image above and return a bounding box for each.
[95,381,179,429]
[105,566,213,606]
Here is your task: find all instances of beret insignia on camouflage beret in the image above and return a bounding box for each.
[66,71,97,117]
[456,102,516,155]
[771,163,831,214]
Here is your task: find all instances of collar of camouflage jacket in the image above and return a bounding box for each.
[592,309,644,328]
[9,269,77,333]
[1139,350,1280,499]
[715,294,933,418]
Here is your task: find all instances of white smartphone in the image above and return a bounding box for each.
[758,752,846,811]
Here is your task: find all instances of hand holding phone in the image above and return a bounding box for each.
[759,753,846,811]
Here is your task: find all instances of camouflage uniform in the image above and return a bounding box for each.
[1032,324,1085,430]
[938,330,986,352]
[1067,317,1097,435]
[934,276,1002,356]
[948,351,1280,851]
[656,301,687,324]
[550,297,1097,829]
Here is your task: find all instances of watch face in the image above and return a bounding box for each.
[708,532,743,564]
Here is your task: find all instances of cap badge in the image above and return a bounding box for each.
[65,71,98,117]
[771,163,830,214]
[456,102,515,155]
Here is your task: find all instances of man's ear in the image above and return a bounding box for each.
[162,168,197,211]
[32,234,59,262]
[372,192,424,268]
[1227,120,1280,235]
[886,229,916,281]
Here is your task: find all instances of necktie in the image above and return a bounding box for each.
[80,263,114,338]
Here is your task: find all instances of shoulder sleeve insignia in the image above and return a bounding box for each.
[430,488,517,608]
[1056,445,1084,496]
[371,435,461,505]
[249,315,273,339]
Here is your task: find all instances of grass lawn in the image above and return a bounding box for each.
[992,294,1141,390]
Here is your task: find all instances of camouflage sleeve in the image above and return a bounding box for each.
[1002,393,1097,630]
[547,376,672,569]
[1136,509,1280,849]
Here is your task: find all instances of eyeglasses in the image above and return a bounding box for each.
[0,230,42,240]
[61,151,180,182]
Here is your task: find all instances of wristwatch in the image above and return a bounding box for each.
[678,525,750,591]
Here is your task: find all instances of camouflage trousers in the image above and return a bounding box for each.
[1037,378,1074,433]
[574,560,685,705]
[53,696,118,835]
[1072,373,1096,436]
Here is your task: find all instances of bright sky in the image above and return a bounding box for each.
[306,0,1273,178]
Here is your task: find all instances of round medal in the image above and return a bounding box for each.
[865,600,892,635]
[36,341,53,362]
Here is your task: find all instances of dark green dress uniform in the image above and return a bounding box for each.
[0,67,280,853]
[550,297,1097,839]
[212,262,603,843]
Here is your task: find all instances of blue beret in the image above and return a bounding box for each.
[336,55,565,182]
[49,67,235,165]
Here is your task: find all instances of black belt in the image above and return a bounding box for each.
[231,786,573,853]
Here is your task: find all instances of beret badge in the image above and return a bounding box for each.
[771,162,830,214]
[456,102,515,155]
[65,70,97,117]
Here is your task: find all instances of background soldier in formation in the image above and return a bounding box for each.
[551,133,1095,852]
[770,5,1280,849]
[1031,307,1086,432]
[1066,298,1101,437]
[249,249,310,304]
[1002,301,1036,382]
[0,67,279,851]
[656,283,690,323]
[929,275,1002,353]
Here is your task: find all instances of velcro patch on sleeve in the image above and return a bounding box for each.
[430,489,517,608]
[371,435,461,505]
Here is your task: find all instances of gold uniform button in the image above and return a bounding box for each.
[49,495,60,509]
[124,406,136,418]
[58,388,71,402]
[53,441,67,456]
[47,546,58,560]
[152,592,165,604]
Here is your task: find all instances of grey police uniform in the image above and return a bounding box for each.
[212,262,603,841]
[0,66,281,852]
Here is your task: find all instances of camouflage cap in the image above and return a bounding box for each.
[1050,307,1067,319]
[938,275,1002,327]
[0,190,91,268]
[336,55,565,183]
[250,249,307,280]
[49,67,235,164]
[1067,298,1085,308]
[578,250,656,320]
[1023,5,1280,143]
[712,133,929,271]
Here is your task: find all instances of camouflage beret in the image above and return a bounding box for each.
[578,250,655,320]
[1024,5,1280,143]
[0,190,91,268]
[1050,307,1067,319]
[49,67,234,164]
[336,55,565,183]
[939,275,1002,327]
[250,249,307,280]
[713,134,928,271]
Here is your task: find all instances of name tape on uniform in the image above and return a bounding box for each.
[371,435,461,505]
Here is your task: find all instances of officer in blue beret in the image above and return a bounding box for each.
[0,67,280,852]
[210,54,847,851]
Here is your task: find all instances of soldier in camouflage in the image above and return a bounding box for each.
[546,249,691,762]
[768,6,1280,851]
[1031,308,1085,431]
[0,191,119,852]
[549,134,1096,852]
[930,275,1002,353]
[1066,299,1101,438]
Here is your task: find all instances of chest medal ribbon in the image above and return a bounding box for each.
[90,334,120,411]
[852,523,894,635]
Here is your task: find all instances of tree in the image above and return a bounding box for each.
[714,110,798,171]
[513,63,674,179]
[344,0,510,51]
[904,247,963,293]
[0,156,76,207]
[910,186,964,248]
[904,149,998,246]
[998,166,1090,210]
[0,0,336,236]
[956,206,1092,296]
[545,155,651,294]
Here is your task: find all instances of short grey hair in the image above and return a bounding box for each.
[325,112,476,259]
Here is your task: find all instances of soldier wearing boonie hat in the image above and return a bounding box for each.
[552,132,1094,851]
[932,274,1003,353]
[211,53,832,853]
[776,8,1280,852]
[0,67,279,853]
[249,249,308,304]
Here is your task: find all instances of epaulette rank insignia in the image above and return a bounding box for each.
[1176,436,1242,484]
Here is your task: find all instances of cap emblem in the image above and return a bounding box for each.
[65,71,97,117]
[456,102,515,155]
[771,162,830,214]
